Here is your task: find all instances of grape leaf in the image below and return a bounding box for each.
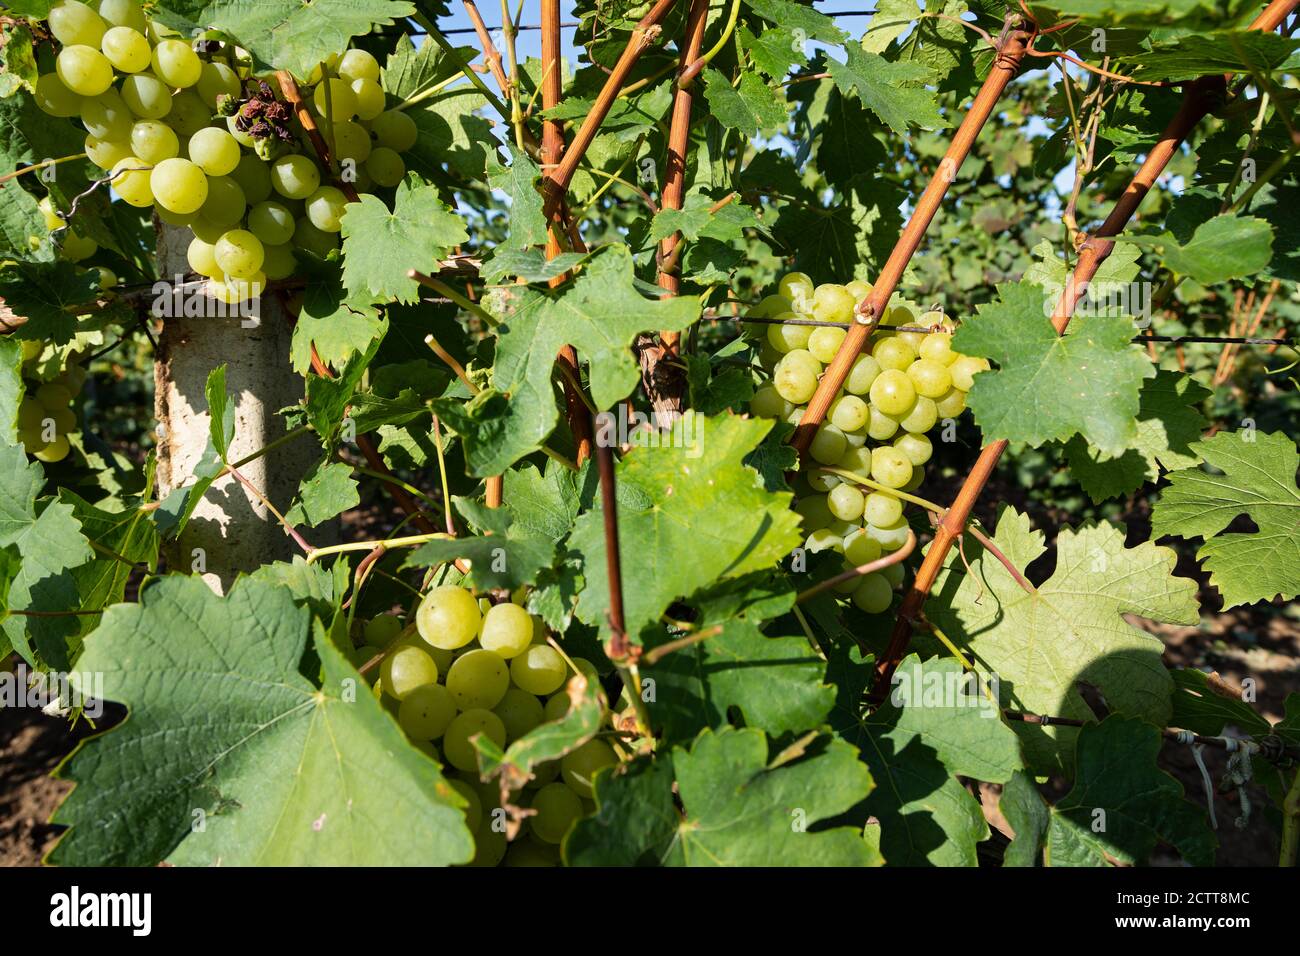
[570,413,803,641]
[404,495,556,591]
[49,576,473,867]
[479,249,592,285]
[1032,0,1260,28]
[1151,429,1300,609]
[1134,30,1300,82]
[1022,237,1142,292]
[151,0,414,79]
[1123,215,1274,285]
[0,337,20,444]
[381,32,467,100]
[0,260,98,344]
[649,193,763,245]
[406,87,493,182]
[862,0,920,53]
[1000,770,1050,867]
[701,69,787,136]
[745,0,847,44]
[1064,370,1211,503]
[288,254,384,374]
[953,281,1154,457]
[484,144,547,262]
[1169,668,1272,738]
[1046,716,1215,867]
[827,46,946,134]
[500,459,587,540]
[284,461,359,528]
[926,507,1198,773]
[739,24,807,81]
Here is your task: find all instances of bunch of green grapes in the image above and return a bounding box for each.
[14,343,86,463]
[34,0,420,304]
[352,585,620,867]
[748,272,989,614]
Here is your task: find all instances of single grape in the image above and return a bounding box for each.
[260,242,296,280]
[478,603,534,660]
[305,185,348,233]
[845,354,881,395]
[196,61,241,108]
[186,236,219,276]
[882,561,905,588]
[468,816,507,867]
[363,613,403,649]
[863,491,903,527]
[443,709,506,773]
[207,271,264,305]
[560,739,617,799]
[34,434,72,463]
[189,216,224,243]
[293,217,339,257]
[109,155,153,206]
[49,1,107,47]
[371,109,418,151]
[243,201,293,246]
[493,687,544,742]
[129,119,179,164]
[894,432,932,467]
[805,527,844,553]
[330,120,371,163]
[807,470,840,493]
[542,691,570,723]
[229,152,273,204]
[766,315,811,353]
[828,394,869,433]
[844,528,883,566]
[807,325,847,363]
[865,405,900,441]
[56,46,114,97]
[120,73,172,118]
[852,573,893,613]
[417,585,482,650]
[907,358,953,399]
[312,78,357,120]
[777,271,814,311]
[379,644,439,699]
[98,0,147,31]
[79,89,130,142]
[338,48,381,83]
[529,783,583,845]
[811,283,856,324]
[213,228,263,278]
[446,649,510,711]
[809,423,847,465]
[899,395,938,434]
[151,39,201,88]
[510,644,567,697]
[866,517,911,552]
[747,294,792,319]
[397,683,457,740]
[35,73,83,117]
[827,483,865,522]
[837,445,873,475]
[364,146,405,187]
[748,383,790,420]
[187,126,241,177]
[919,331,956,365]
[270,153,321,200]
[871,446,913,489]
[949,355,989,392]
[100,25,150,72]
[151,157,208,214]
[935,387,967,419]
[350,77,385,120]
[226,114,256,147]
[200,176,247,227]
[873,336,916,371]
[167,91,210,136]
[773,362,817,405]
[869,368,916,416]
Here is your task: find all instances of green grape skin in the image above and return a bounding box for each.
[777,271,813,310]
[247,201,295,245]
[773,360,817,405]
[808,423,847,466]
[49,1,107,47]
[478,603,534,659]
[338,48,381,83]
[560,739,617,799]
[207,272,264,305]
[446,649,510,710]
[827,483,865,522]
[919,331,957,365]
[100,25,150,72]
[746,293,792,319]
[350,78,386,120]
[189,216,224,242]
[292,217,339,257]
[150,157,208,214]
[447,778,483,833]
[806,470,840,493]
[330,120,371,163]
[371,109,418,151]
[397,683,457,740]
[36,382,73,409]
[837,445,873,476]
[851,573,893,614]
[186,236,219,276]
[312,78,358,120]
[35,73,84,117]
[379,644,439,700]
[17,398,45,431]
[895,329,927,353]
[807,325,846,363]
[416,584,482,650]
[364,146,405,188]
[865,405,900,441]
[187,126,241,176]
[873,336,916,372]
[949,355,988,392]
[120,73,172,119]
[363,613,403,649]
[109,156,153,206]
[200,176,247,227]
[226,115,255,147]
[805,527,843,553]
[230,152,273,204]
[882,561,906,588]
[794,493,833,531]
[260,242,296,280]
[509,644,567,697]
[907,358,953,399]
[305,185,348,232]
[899,396,938,434]
[493,687,544,742]
[749,383,791,420]
[845,354,881,395]
[81,89,132,140]
[542,691,570,723]
[129,119,179,164]
[196,61,241,107]
[443,709,506,773]
[894,432,932,467]
[828,394,869,433]
[57,46,114,97]
[98,0,147,32]
[901,467,925,493]
[151,39,201,88]
[866,517,911,552]
[467,817,507,867]
[843,528,883,566]
[811,283,856,323]
[269,154,321,200]
[213,228,263,278]
[935,387,967,418]
[869,369,916,416]
[870,446,913,489]
[863,491,903,527]
[766,316,811,353]
[34,434,71,463]
[168,91,210,136]
[529,783,583,844]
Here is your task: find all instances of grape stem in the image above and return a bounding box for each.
[641,624,724,665]
[226,464,314,555]
[431,415,457,535]
[306,531,455,564]
[795,530,916,603]
[409,270,497,326]
[816,466,946,514]
[0,152,88,186]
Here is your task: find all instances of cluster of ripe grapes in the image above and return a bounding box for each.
[748,273,988,614]
[354,585,622,867]
[13,340,85,463]
[33,0,418,304]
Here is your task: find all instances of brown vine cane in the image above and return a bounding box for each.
[868,0,1300,705]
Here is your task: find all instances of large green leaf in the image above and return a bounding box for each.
[827,46,946,134]
[49,576,473,867]
[1124,215,1274,285]
[702,69,787,137]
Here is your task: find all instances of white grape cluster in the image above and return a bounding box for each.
[13,341,86,464]
[355,585,620,867]
[748,272,988,613]
[33,0,418,304]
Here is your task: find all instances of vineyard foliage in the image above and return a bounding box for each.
[1,0,1299,867]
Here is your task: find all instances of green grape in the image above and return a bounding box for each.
[794,494,833,531]
[293,217,339,257]
[865,405,900,441]
[225,115,255,147]
[808,423,847,465]
[206,271,264,305]
[213,228,263,278]
[363,613,403,648]
[338,48,381,83]
[935,387,966,419]
[542,691,570,723]
[189,216,224,242]
[870,446,913,489]
[397,683,457,740]
[844,528,882,566]
[807,325,846,363]
[246,201,294,245]
[493,687,544,742]
[510,644,567,696]
[779,345,823,378]
[364,146,405,188]
[200,176,246,227]
[151,39,201,88]
[109,156,153,206]
[260,242,296,280]
[949,355,988,392]
[167,91,210,136]
[773,362,817,405]
[17,398,44,431]
[851,573,893,613]
[807,470,840,493]
[129,119,179,163]
[229,152,272,204]
[529,783,583,845]
[777,271,813,311]
[467,817,507,867]
[505,838,560,867]
[305,185,348,232]
[330,120,371,163]
[269,154,321,199]
[805,527,843,553]
[80,89,130,141]
[151,157,208,214]
[371,109,418,151]
[560,739,617,799]
[478,603,534,659]
[379,644,439,699]
[907,358,953,399]
[417,584,482,650]
[766,316,811,352]
[98,0,147,31]
[845,354,881,395]
[447,778,483,833]
[187,127,241,176]
[747,293,792,319]
[85,133,131,169]
[894,432,932,466]
[873,336,916,371]
[34,435,71,463]
[811,283,856,323]
[446,649,510,710]
[866,517,911,552]
[882,561,906,588]
[919,330,956,365]
[312,78,357,120]
[895,330,927,354]
[49,1,107,47]
[828,394,869,432]
[61,230,97,262]
[827,483,865,522]
[868,369,915,416]
[901,467,925,493]
[443,709,506,773]
[100,25,150,72]
[120,73,172,119]
[863,491,903,527]
[899,395,937,434]
[56,46,114,97]
[748,383,790,420]
[186,236,219,276]
[35,73,83,117]
[350,77,386,120]
[196,61,240,108]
